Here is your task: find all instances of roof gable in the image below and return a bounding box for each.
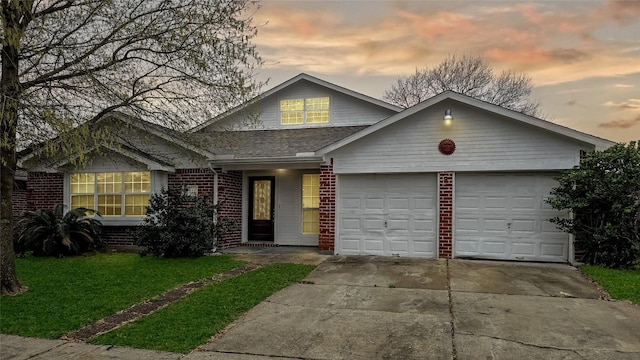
[190,73,401,132]
[319,91,615,155]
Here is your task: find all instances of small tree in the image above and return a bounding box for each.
[547,142,640,268]
[135,187,233,258]
[384,54,540,116]
[16,205,103,257]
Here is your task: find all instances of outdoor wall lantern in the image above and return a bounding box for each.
[444,109,453,125]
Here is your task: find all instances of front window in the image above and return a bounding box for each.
[302,174,320,234]
[281,97,330,125]
[70,171,150,216]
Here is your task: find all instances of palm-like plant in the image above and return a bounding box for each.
[16,204,104,257]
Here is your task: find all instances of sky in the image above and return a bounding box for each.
[250,0,640,143]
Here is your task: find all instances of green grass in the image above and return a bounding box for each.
[0,253,244,338]
[581,265,640,304]
[91,263,315,353]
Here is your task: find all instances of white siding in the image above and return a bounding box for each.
[243,169,319,246]
[329,100,593,173]
[199,80,397,131]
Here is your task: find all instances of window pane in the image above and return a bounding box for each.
[306,110,329,124]
[280,99,304,111]
[124,171,150,193]
[302,174,320,208]
[97,172,122,193]
[98,195,122,216]
[71,195,94,210]
[281,112,304,125]
[253,180,271,220]
[125,194,149,216]
[305,97,329,110]
[302,209,319,234]
[70,173,95,194]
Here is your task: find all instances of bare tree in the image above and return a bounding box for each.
[1,0,263,295]
[384,54,540,116]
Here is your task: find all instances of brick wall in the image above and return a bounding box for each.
[218,170,242,248]
[319,161,336,251]
[101,226,137,246]
[168,168,215,201]
[438,172,454,259]
[27,172,64,211]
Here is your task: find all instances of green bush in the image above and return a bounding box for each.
[547,141,640,269]
[16,204,104,257]
[135,187,233,258]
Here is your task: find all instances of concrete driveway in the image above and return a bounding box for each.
[194,256,640,360]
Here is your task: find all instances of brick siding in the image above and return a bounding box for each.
[168,168,215,200]
[27,172,64,211]
[217,170,242,248]
[438,172,454,259]
[319,161,336,251]
[101,226,137,246]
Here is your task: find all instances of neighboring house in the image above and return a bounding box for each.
[13,73,614,263]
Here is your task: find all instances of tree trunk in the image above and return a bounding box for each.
[1,1,27,296]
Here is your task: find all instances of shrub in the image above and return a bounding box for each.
[16,204,104,257]
[134,187,234,258]
[547,141,640,268]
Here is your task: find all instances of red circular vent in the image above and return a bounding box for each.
[438,139,456,155]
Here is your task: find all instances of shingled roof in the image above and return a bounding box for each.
[199,126,368,159]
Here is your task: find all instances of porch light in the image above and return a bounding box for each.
[444,109,453,125]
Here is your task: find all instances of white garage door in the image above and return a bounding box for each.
[338,174,437,257]
[455,173,569,262]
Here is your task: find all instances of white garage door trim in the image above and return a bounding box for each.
[454,173,569,262]
[337,173,437,258]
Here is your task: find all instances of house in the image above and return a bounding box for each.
[14,73,614,262]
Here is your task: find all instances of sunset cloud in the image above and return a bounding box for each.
[598,115,640,129]
[605,99,640,111]
[254,0,640,142]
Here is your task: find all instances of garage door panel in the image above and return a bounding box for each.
[388,197,409,210]
[455,173,569,262]
[340,237,362,252]
[341,216,361,231]
[541,243,565,257]
[415,197,435,210]
[365,217,385,232]
[513,197,536,210]
[512,242,535,256]
[338,174,436,258]
[365,198,384,210]
[485,197,508,209]
[511,219,535,232]
[481,240,507,254]
[364,239,384,252]
[413,239,436,254]
[341,197,361,210]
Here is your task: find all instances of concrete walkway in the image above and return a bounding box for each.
[3,253,640,359]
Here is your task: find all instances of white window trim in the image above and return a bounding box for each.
[280,97,331,126]
[64,170,167,226]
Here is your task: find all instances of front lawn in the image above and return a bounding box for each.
[0,253,244,338]
[581,265,640,304]
[91,263,315,353]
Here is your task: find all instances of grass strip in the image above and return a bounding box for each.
[90,263,315,353]
[0,253,244,338]
[581,265,640,304]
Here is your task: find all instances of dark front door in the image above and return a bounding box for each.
[249,177,275,241]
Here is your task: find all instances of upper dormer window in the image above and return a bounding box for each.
[281,97,330,125]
